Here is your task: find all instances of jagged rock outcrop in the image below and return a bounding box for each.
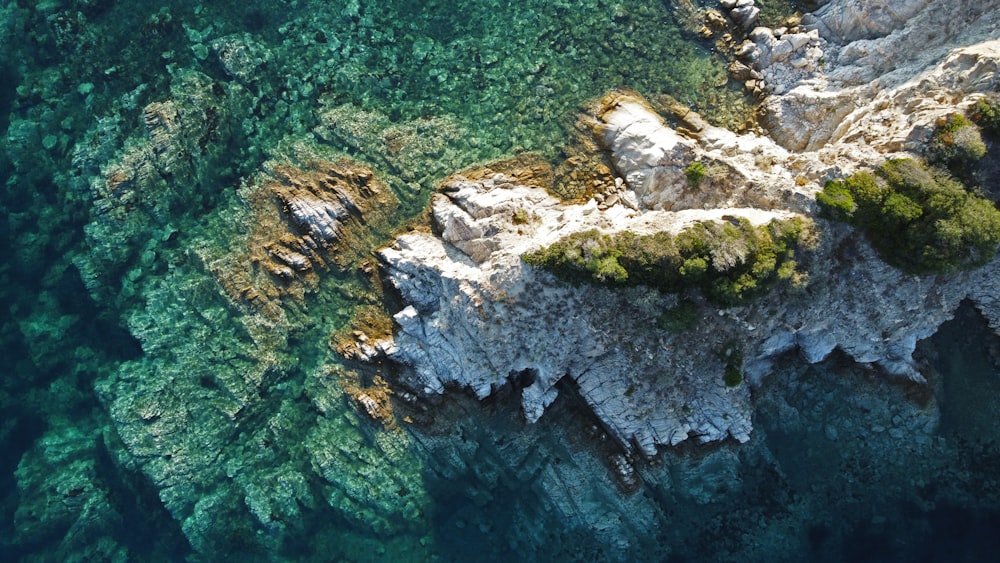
[803,0,933,44]
[588,90,805,212]
[381,173,777,454]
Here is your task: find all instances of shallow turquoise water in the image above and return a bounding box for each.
[3,1,1000,561]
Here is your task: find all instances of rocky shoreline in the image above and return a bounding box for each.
[371,0,1000,456]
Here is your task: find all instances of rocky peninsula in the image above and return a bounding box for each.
[373,0,1000,458]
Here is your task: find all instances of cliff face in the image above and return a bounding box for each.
[377,0,1000,455]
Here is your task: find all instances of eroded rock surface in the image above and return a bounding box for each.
[760,0,1000,151]
[382,176,790,453]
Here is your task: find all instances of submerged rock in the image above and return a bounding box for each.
[209,156,398,322]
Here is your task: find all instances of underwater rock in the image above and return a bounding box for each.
[211,34,270,85]
[78,68,238,303]
[314,104,471,206]
[73,59,415,558]
[13,425,126,561]
[208,156,398,322]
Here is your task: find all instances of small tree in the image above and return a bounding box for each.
[970,95,1000,134]
[684,161,706,187]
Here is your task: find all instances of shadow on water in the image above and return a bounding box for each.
[855,299,1000,563]
[840,503,1000,563]
[0,64,15,134]
[413,377,635,561]
[751,308,1000,563]
[932,300,1000,442]
[93,434,194,560]
[52,267,145,362]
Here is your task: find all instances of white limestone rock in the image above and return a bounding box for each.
[595,97,696,208]
[379,173,782,454]
[802,0,932,44]
[377,2,1000,454]
[730,0,760,30]
[761,0,1000,151]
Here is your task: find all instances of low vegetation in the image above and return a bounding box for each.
[656,300,700,333]
[817,158,1000,274]
[523,216,813,306]
[926,113,986,168]
[684,161,707,187]
[718,341,744,388]
[970,95,1000,135]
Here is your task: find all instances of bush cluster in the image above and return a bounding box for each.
[926,113,987,167]
[718,341,744,387]
[970,95,1000,135]
[523,216,812,306]
[656,300,700,333]
[817,158,1000,273]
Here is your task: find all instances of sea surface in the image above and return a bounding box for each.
[2,1,999,561]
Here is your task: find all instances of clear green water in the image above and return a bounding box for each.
[4,1,1000,561]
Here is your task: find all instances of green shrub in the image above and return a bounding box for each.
[815,180,855,221]
[523,229,628,284]
[512,207,530,225]
[684,161,706,187]
[718,341,743,387]
[927,113,987,166]
[970,95,1000,134]
[656,300,700,333]
[816,158,1000,273]
[524,216,813,305]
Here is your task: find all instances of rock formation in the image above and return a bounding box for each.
[374,1,1000,457]
[10,0,1000,560]
[208,157,398,323]
[762,0,1000,151]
